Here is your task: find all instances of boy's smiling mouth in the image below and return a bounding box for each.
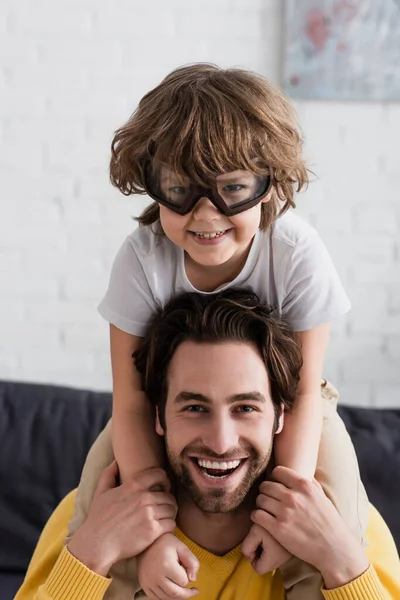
[189,229,232,243]
[193,230,226,239]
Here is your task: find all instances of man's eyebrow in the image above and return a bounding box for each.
[173,391,266,404]
[227,392,266,404]
[174,392,211,404]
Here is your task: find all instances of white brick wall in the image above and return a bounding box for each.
[1,0,399,407]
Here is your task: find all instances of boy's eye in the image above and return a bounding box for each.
[169,186,187,195]
[222,184,246,193]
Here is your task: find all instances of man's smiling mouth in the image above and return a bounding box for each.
[190,457,245,478]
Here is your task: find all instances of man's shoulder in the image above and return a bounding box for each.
[45,489,77,540]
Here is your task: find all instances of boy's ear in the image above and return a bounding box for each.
[275,404,285,435]
[261,188,274,204]
[155,407,164,436]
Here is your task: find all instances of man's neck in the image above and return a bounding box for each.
[176,491,254,556]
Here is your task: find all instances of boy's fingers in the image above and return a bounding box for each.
[155,582,199,599]
[256,494,280,517]
[252,556,266,576]
[243,546,256,563]
[166,562,190,588]
[94,460,119,498]
[271,466,299,488]
[177,545,200,582]
[242,547,257,563]
[147,588,163,600]
[241,530,260,562]
[258,480,287,500]
[135,468,171,493]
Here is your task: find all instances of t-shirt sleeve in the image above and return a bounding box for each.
[282,232,351,332]
[98,237,157,337]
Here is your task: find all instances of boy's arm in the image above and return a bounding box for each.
[274,323,330,478]
[15,490,111,600]
[110,325,164,483]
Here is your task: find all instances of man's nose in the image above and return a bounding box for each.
[192,196,221,220]
[202,415,239,456]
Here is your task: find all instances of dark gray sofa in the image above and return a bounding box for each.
[1,380,399,600]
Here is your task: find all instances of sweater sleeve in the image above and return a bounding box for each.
[321,565,390,599]
[322,504,400,599]
[15,490,111,600]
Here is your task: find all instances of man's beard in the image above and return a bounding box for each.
[165,440,274,514]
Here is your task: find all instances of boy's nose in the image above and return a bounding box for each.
[192,196,221,220]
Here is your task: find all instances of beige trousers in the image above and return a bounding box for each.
[65,381,369,600]
[280,381,369,600]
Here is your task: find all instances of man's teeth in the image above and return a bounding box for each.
[197,459,241,470]
[194,231,225,239]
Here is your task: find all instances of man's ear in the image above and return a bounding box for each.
[275,404,285,435]
[155,407,164,436]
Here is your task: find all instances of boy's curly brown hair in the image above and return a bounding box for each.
[110,63,309,231]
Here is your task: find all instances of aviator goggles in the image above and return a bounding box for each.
[143,161,273,217]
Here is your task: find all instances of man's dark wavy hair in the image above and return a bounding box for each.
[134,288,303,430]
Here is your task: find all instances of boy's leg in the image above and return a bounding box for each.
[65,419,114,542]
[280,560,323,599]
[316,380,369,543]
[64,420,143,599]
[279,381,369,599]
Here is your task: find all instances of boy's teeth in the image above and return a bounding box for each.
[197,459,241,469]
[194,231,225,239]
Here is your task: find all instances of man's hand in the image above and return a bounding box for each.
[241,523,291,575]
[67,461,177,577]
[137,532,199,599]
[251,466,369,589]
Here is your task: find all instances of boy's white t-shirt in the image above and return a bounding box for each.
[98,211,350,336]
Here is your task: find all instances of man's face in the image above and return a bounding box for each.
[156,340,283,513]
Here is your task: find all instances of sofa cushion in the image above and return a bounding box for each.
[0,573,25,600]
[338,405,400,549]
[0,380,111,573]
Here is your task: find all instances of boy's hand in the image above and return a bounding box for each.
[242,523,291,574]
[137,532,199,599]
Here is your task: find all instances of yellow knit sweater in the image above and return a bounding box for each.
[16,490,400,600]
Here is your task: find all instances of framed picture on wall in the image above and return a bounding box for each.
[282,0,400,101]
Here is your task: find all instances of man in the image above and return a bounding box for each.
[16,289,400,600]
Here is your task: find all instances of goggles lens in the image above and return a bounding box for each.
[144,162,272,215]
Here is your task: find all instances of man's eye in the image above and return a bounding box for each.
[236,405,256,413]
[184,405,206,412]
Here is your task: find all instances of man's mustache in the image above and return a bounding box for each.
[182,446,255,461]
